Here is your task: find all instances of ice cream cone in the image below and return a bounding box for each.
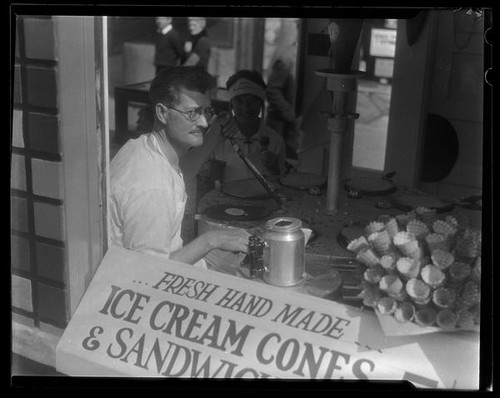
[356,247,380,267]
[384,217,399,239]
[376,296,398,315]
[363,265,385,284]
[420,264,446,289]
[365,221,385,236]
[396,257,421,279]
[430,249,455,270]
[395,212,416,229]
[449,261,471,282]
[407,219,430,240]
[414,306,437,327]
[436,309,457,330]
[379,254,397,271]
[346,235,370,253]
[432,219,458,239]
[432,287,457,309]
[379,274,404,296]
[393,231,419,257]
[415,206,437,227]
[405,278,431,305]
[359,284,382,308]
[368,230,392,255]
[425,233,450,253]
[394,301,416,323]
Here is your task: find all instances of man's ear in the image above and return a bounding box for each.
[156,103,169,125]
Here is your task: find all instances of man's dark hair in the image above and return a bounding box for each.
[149,66,214,107]
[226,69,267,90]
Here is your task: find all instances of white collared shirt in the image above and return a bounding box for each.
[110,133,206,268]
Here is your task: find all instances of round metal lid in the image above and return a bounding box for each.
[265,217,302,232]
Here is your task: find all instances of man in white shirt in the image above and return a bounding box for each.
[110,66,250,267]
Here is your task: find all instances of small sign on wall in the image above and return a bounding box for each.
[55,246,477,387]
[369,28,397,58]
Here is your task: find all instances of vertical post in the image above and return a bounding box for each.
[315,70,363,215]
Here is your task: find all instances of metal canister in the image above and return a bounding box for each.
[262,217,305,287]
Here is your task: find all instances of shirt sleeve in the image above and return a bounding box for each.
[114,187,181,259]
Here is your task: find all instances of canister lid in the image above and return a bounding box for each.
[265,217,302,232]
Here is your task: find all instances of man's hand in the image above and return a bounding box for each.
[208,111,238,142]
[206,228,250,253]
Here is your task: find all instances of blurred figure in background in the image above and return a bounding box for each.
[179,70,287,186]
[183,17,211,70]
[213,70,287,183]
[265,19,302,161]
[154,17,184,75]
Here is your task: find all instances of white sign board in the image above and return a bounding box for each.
[56,246,479,388]
[369,28,397,58]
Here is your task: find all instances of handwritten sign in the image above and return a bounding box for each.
[56,246,478,387]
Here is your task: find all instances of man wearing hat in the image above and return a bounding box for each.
[211,70,287,183]
[179,69,287,186]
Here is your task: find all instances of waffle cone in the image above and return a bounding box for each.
[430,249,455,270]
[356,248,380,267]
[405,278,431,304]
[395,213,415,229]
[396,257,421,279]
[379,274,404,296]
[384,218,399,239]
[414,306,437,327]
[432,219,458,238]
[425,233,450,253]
[365,221,385,236]
[407,219,430,240]
[432,287,457,309]
[359,284,382,308]
[379,254,397,271]
[346,235,370,253]
[363,265,385,284]
[436,309,457,330]
[377,296,398,315]
[388,289,409,302]
[394,301,416,323]
[368,230,392,255]
[415,206,437,227]
[393,231,419,256]
[420,264,446,289]
[449,261,472,282]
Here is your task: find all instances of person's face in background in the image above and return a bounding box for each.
[188,18,205,35]
[156,17,172,30]
[231,94,263,126]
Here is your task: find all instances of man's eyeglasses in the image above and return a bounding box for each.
[164,104,215,123]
